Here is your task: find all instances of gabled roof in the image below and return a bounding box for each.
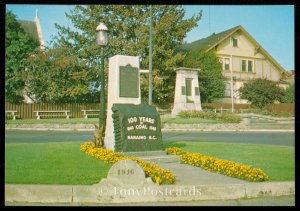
[181,25,286,74]
[181,25,239,52]
[18,20,39,42]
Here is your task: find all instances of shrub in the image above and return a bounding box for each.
[178,110,241,123]
[281,84,294,103]
[80,142,176,185]
[217,113,241,123]
[238,78,285,108]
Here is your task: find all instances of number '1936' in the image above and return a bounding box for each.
[117,169,134,175]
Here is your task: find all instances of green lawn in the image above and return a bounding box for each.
[5,142,112,185]
[5,141,294,185]
[164,141,295,181]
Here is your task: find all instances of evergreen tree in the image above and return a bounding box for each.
[183,50,225,102]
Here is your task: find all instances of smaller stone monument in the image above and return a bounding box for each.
[73,160,157,203]
[100,159,154,187]
[171,67,202,117]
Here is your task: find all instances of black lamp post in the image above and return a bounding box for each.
[96,22,108,128]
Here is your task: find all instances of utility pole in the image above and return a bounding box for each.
[230,55,234,113]
[149,5,153,105]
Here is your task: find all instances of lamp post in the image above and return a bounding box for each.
[96,22,108,128]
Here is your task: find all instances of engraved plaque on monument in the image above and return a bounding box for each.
[112,103,163,152]
[119,64,139,98]
[107,160,146,187]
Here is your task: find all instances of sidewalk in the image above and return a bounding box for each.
[5,195,295,206]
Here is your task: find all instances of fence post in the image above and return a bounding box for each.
[214,108,216,113]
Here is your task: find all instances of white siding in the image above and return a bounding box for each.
[215,30,283,83]
[263,61,271,79]
[217,32,264,59]
[232,57,240,71]
[270,64,281,81]
[255,59,263,78]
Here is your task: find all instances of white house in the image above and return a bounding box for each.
[181,25,289,103]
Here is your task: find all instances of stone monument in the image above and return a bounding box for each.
[104,55,163,152]
[104,55,140,150]
[171,67,202,117]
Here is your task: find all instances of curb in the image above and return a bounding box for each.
[5,181,295,204]
[5,127,294,133]
[5,127,95,132]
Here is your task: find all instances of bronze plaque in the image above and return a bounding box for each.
[195,87,200,96]
[119,65,139,98]
[186,79,192,96]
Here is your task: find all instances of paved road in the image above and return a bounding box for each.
[5,130,294,146]
[163,131,294,146]
[5,195,295,206]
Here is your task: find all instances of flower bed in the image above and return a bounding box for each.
[80,142,176,184]
[164,147,269,182]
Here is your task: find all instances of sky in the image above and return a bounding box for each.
[6,4,294,71]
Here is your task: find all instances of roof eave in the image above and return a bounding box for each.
[206,25,286,74]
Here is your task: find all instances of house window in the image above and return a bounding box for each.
[242,60,247,72]
[224,58,230,71]
[232,37,238,47]
[240,59,254,72]
[248,60,253,72]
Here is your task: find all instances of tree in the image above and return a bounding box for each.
[281,84,294,103]
[238,78,285,108]
[48,5,202,105]
[183,50,225,102]
[5,10,39,103]
[25,45,100,103]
